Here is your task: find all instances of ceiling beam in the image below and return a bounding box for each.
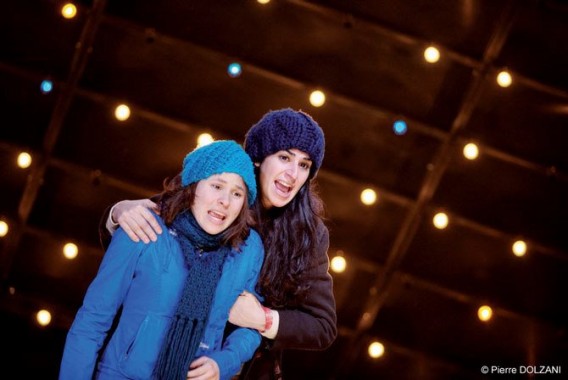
[1,0,107,282]
[334,0,520,376]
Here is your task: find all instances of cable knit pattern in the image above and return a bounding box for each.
[182,140,257,205]
[244,108,325,178]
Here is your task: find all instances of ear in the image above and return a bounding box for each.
[254,162,261,167]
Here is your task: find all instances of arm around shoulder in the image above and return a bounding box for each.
[98,198,161,249]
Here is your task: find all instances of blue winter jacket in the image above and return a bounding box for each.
[59,214,264,380]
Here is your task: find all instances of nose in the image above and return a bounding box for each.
[285,162,298,181]
[217,190,230,208]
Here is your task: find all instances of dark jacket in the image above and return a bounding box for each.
[238,222,337,380]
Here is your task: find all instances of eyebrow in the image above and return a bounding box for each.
[212,175,246,192]
[285,149,312,161]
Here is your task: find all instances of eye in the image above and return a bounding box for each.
[232,191,244,198]
[279,154,290,162]
[299,162,311,170]
[211,183,222,190]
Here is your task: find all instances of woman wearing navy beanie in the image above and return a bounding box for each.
[101,109,337,379]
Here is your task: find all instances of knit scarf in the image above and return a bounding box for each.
[154,210,230,380]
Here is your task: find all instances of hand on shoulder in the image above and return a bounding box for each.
[113,199,162,243]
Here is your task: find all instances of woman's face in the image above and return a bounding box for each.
[258,148,312,209]
[191,173,247,234]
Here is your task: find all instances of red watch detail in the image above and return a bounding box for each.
[261,306,273,332]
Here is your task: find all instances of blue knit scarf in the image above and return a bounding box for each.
[154,210,230,380]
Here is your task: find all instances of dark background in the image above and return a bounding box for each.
[1,0,567,379]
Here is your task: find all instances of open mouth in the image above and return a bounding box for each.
[275,179,293,195]
[208,210,226,222]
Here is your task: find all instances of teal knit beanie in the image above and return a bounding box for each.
[181,140,257,206]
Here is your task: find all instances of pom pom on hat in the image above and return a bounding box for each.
[244,108,325,178]
[182,140,257,206]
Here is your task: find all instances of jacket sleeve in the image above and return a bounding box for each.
[272,224,338,350]
[59,228,144,380]
[98,204,113,249]
[208,231,264,380]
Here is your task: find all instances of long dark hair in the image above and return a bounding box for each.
[253,178,326,308]
[157,174,253,250]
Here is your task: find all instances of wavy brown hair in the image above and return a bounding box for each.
[156,174,254,250]
[252,178,326,308]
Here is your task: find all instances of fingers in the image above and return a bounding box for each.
[138,201,163,236]
[118,214,148,243]
[121,206,156,243]
[189,356,208,368]
[141,198,160,213]
[228,292,266,329]
[187,357,219,380]
[116,201,162,243]
[243,291,261,306]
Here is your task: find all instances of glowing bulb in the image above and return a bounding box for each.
[227,62,242,78]
[0,221,8,237]
[40,80,53,93]
[257,0,271,4]
[309,90,326,107]
[497,71,512,87]
[360,188,378,206]
[17,152,32,168]
[197,133,214,147]
[424,46,440,63]
[368,341,385,358]
[393,120,407,135]
[61,3,77,19]
[512,240,527,257]
[114,104,131,121]
[331,254,347,273]
[463,143,479,160]
[36,309,52,326]
[433,212,449,229]
[478,305,493,322]
[63,243,79,259]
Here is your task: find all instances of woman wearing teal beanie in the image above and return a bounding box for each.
[101,109,337,379]
[60,140,264,380]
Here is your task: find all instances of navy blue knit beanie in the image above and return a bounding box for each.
[244,108,325,178]
[181,140,257,206]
